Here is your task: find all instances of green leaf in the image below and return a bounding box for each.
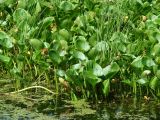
[86,61,103,77]
[103,79,110,96]
[155,56,160,65]
[84,0,94,10]
[0,54,11,64]
[156,70,160,79]
[151,44,160,56]
[49,50,61,64]
[149,77,158,91]
[88,33,97,46]
[89,78,102,88]
[35,1,41,14]
[59,29,70,40]
[141,70,151,77]
[66,69,78,79]
[29,39,44,50]
[76,36,90,52]
[37,61,50,70]
[110,32,128,43]
[143,57,156,67]
[13,8,31,23]
[94,41,109,52]
[17,0,26,8]
[41,1,53,9]
[121,79,132,87]
[59,1,75,11]
[57,69,66,77]
[117,43,126,53]
[10,66,21,75]
[131,56,144,69]
[71,91,78,101]
[155,32,160,43]
[39,17,55,30]
[93,63,103,77]
[103,62,120,78]
[73,51,87,61]
[71,63,82,70]
[72,16,85,28]
[32,51,41,61]
[137,78,148,85]
[0,0,14,5]
[84,71,101,88]
[59,39,68,50]
[136,0,143,5]
[84,71,98,80]
[155,18,160,25]
[0,31,13,48]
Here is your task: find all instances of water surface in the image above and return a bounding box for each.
[0,94,160,120]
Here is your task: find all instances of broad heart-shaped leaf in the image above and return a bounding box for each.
[141,70,151,77]
[29,39,44,50]
[117,42,126,53]
[49,50,61,64]
[71,63,82,70]
[59,29,70,40]
[0,54,11,64]
[57,69,65,77]
[136,78,148,85]
[0,31,13,48]
[59,1,75,11]
[103,79,110,96]
[151,44,160,56]
[73,51,87,61]
[142,57,156,67]
[38,17,55,30]
[13,8,31,24]
[84,71,101,88]
[86,60,103,77]
[94,41,109,52]
[131,56,144,69]
[154,17,160,25]
[76,36,90,52]
[103,62,120,78]
[149,77,158,91]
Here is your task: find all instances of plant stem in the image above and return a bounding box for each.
[7,86,57,95]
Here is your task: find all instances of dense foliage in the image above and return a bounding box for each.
[1,0,160,100]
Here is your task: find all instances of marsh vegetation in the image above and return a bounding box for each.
[1,0,160,119]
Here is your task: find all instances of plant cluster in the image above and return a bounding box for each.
[1,0,160,100]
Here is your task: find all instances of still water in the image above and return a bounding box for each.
[0,94,160,120]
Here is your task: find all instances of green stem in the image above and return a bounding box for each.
[54,66,59,94]
[45,72,50,87]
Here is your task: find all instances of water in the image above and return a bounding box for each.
[0,94,160,120]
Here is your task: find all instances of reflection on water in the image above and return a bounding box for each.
[0,96,160,120]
